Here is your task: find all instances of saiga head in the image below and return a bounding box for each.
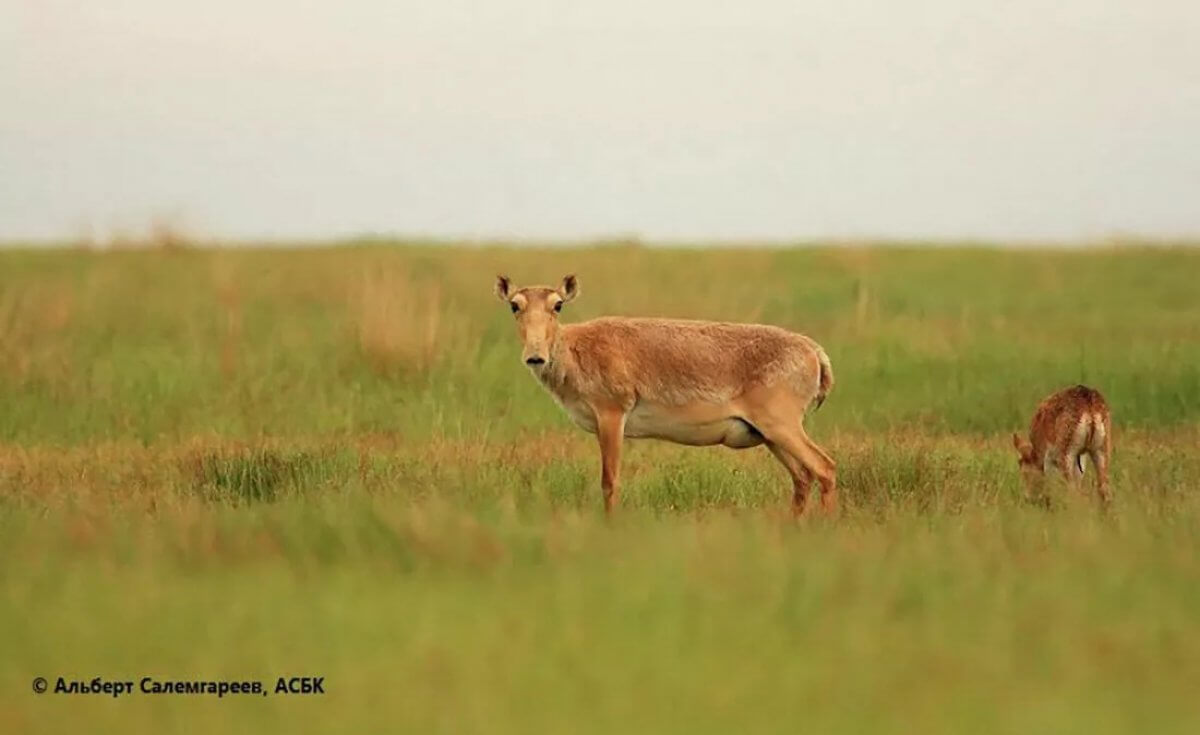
[1011,433,1042,486]
[494,274,579,369]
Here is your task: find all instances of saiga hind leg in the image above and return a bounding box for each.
[766,441,814,516]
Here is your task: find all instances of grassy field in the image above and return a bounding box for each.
[2,243,1199,733]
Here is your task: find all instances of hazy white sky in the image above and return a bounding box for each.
[3,1,1199,241]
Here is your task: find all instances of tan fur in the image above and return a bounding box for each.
[496,274,836,515]
[1012,384,1113,505]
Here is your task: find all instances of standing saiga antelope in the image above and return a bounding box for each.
[495,274,837,515]
[1012,384,1113,506]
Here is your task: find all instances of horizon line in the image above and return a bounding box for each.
[2,232,1200,251]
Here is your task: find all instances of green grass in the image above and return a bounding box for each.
[2,243,1199,733]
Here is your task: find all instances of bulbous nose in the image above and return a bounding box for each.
[525,356,546,366]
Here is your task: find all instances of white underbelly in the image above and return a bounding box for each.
[624,403,762,448]
[553,396,763,449]
[560,399,598,434]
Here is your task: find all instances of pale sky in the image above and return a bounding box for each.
[3,1,1199,242]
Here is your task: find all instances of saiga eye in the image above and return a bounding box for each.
[553,302,563,313]
[510,302,520,314]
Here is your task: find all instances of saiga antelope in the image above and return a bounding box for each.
[495,274,837,515]
[1012,384,1112,505]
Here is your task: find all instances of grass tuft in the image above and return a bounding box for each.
[186,447,332,504]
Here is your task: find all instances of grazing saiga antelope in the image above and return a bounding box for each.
[1012,384,1112,505]
[494,274,837,515]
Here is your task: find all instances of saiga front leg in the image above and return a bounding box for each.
[593,406,627,515]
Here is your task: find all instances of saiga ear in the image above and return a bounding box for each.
[1011,433,1029,456]
[559,274,579,303]
[494,275,512,302]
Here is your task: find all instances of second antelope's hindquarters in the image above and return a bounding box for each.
[1011,384,1113,506]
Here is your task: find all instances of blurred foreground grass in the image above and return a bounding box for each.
[2,243,1199,733]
